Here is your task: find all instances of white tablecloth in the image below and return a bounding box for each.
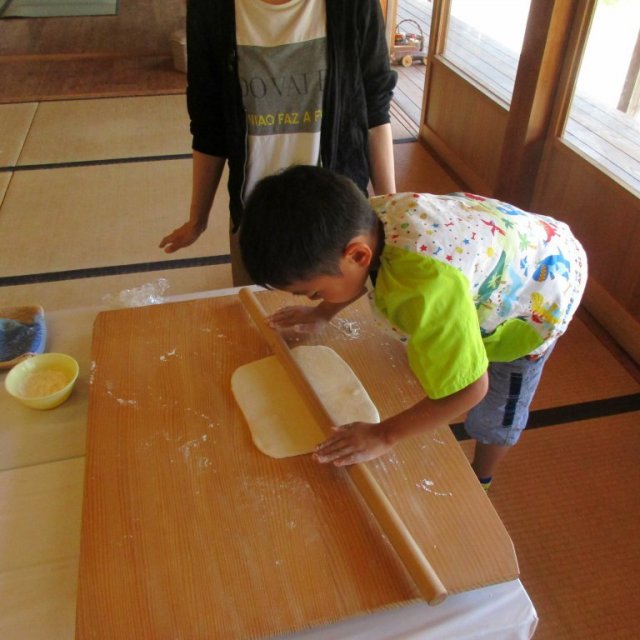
[283,580,537,639]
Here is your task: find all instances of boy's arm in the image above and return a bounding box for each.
[314,371,489,466]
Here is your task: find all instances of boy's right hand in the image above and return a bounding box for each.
[313,422,394,466]
[268,306,331,334]
[159,221,205,253]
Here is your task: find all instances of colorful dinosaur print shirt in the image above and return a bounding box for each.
[370,192,588,400]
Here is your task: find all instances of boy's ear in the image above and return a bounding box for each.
[343,238,373,268]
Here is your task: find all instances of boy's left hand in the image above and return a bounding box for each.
[313,422,392,466]
[268,305,331,334]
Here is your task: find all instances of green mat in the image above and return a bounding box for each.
[0,0,118,18]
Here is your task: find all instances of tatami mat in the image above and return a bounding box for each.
[0,557,79,640]
[0,264,232,312]
[533,311,640,408]
[0,172,10,205]
[0,103,37,168]
[0,457,84,640]
[0,159,229,278]
[461,413,640,640]
[17,95,191,166]
[0,457,84,573]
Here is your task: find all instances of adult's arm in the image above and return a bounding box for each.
[160,0,231,252]
[186,0,230,157]
[357,0,398,194]
[369,122,396,194]
[159,152,226,253]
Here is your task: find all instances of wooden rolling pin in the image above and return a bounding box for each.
[239,287,448,605]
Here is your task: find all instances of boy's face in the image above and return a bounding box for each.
[282,255,369,305]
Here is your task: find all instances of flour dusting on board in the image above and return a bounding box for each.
[183,407,217,429]
[416,479,453,497]
[179,434,208,460]
[331,318,361,339]
[103,381,138,408]
[372,453,411,483]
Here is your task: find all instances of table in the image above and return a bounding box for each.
[0,287,538,639]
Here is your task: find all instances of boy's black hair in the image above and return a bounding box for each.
[239,165,377,287]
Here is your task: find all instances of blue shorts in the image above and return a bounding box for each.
[464,343,556,447]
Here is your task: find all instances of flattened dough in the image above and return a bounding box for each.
[231,345,380,458]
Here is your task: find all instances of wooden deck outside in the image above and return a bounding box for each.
[392,0,640,194]
[391,1,431,139]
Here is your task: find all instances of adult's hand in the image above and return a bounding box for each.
[159,221,205,253]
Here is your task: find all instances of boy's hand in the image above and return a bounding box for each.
[313,422,393,466]
[268,305,331,334]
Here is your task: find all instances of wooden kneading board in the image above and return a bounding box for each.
[76,290,518,639]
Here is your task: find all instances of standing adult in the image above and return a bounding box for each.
[159,0,397,285]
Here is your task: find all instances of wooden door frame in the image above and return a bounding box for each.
[494,0,581,207]
[421,0,583,209]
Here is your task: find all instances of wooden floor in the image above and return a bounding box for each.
[391,2,431,135]
[0,3,640,639]
[0,0,186,102]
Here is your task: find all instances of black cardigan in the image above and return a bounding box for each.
[186,0,397,229]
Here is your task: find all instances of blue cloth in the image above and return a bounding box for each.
[0,316,47,363]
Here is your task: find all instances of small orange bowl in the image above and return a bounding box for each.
[5,353,79,410]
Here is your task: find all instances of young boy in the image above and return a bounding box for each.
[239,166,587,488]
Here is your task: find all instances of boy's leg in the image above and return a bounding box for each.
[471,442,511,480]
[464,342,556,486]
